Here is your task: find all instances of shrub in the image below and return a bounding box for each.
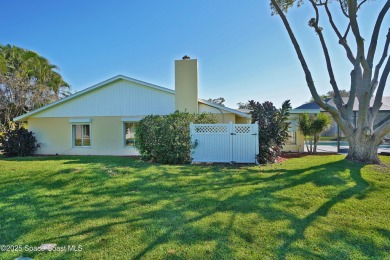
[249,100,291,164]
[298,112,331,153]
[135,111,218,164]
[0,128,40,157]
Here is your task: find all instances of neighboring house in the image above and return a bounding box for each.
[294,98,334,137]
[283,110,306,153]
[294,97,390,139]
[14,57,251,156]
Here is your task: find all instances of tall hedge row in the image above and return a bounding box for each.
[135,111,218,164]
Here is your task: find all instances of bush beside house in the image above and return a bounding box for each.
[135,111,218,164]
[0,128,40,157]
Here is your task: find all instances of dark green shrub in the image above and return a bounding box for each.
[0,128,40,157]
[249,100,291,164]
[135,111,218,164]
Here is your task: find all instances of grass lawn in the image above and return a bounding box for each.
[0,155,389,259]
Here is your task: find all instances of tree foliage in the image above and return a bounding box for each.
[207,97,225,106]
[249,100,291,164]
[0,45,70,131]
[0,127,40,157]
[237,102,252,109]
[135,111,218,164]
[298,113,332,152]
[270,0,390,164]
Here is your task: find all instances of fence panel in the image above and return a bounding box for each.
[190,124,232,163]
[231,124,258,163]
[190,123,258,163]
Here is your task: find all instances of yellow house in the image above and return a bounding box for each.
[283,110,307,153]
[14,57,250,156]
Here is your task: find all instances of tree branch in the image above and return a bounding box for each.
[270,0,342,120]
[375,116,390,141]
[372,28,390,93]
[324,2,355,64]
[357,0,368,10]
[347,68,357,116]
[367,0,390,68]
[348,0,370,72]
[343,23,351,39]
[372,47,390,116]
[309,0,344,109]
[339,0,349,18]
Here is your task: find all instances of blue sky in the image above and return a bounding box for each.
[2,0,389,108]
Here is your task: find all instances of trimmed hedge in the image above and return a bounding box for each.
[135,111,218,164]
[0,128,40,157]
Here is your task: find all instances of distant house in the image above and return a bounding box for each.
[14,58,250,156]
[294,97,390,138]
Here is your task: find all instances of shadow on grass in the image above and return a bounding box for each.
[0,155,387,259]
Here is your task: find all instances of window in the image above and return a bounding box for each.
[124,122,138,147]
[286,131,297,145]
[72,124,91,147]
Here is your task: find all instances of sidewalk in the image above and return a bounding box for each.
[310,144,390,154]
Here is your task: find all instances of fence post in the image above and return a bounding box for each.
[229,122,233,163]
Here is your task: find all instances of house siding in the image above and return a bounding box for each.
[283,131,305,153]
[33,79,176,118]
[29,117,139,156]
[23,77,251,156]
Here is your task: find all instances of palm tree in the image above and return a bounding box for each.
[0,44,70,131]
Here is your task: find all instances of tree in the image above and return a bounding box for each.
[249,100,291,164]
[307,89,350,103]
[270,0,390,164]
[237,102,252,109]
[298,113,332,153]
[207,97,225,106]
[0,45,70,132]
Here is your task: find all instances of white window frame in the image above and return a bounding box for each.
[72,123,92,148]
[123,122,138,148]
[287,131,297,145]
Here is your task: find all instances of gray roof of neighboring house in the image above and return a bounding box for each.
[325,96,390,111]
[295,97,390,112]
[294,98,331,110]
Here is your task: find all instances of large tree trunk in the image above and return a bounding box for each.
[346,133,380,164]
[270,0,390,164]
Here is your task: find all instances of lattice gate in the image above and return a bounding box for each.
[190,123,259,163]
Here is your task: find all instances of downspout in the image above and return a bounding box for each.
[214,107,225,123]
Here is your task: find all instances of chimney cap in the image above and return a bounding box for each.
[182,55,190,60]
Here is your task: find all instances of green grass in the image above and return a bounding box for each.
[0,155,389,259]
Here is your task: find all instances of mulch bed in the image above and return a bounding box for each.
[276,152,338,163]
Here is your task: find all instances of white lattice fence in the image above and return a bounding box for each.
[190,123,259,163]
